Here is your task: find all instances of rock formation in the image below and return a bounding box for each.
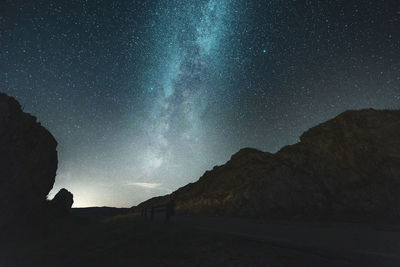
[0,93,58,226]
[49,188,74,215]
[137,109,400,221]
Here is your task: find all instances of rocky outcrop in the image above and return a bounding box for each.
[0,93,58,226]
[49,188,73,215]
[137,109,400,221]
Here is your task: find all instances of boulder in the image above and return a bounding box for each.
[49,188,73,215]
[0,93,58,226]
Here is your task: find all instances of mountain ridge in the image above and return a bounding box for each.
[135,108,400,221]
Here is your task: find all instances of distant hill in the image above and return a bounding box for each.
[136,109,400,221]
[72,207,131,221]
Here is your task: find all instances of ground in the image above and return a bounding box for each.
[1,212,399,266]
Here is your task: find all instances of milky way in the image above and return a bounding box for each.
[1,0,399,206]
[136,0,238,190]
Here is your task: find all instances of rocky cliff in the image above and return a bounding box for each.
[0,93,58,226]
[137,109,400,221]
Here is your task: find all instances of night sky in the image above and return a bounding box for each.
[1,0,399,207]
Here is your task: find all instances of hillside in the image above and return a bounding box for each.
[136,109,400,221]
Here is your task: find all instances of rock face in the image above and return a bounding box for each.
[49,188,73,215]
[0,93,58,225]
[138,109,400,221]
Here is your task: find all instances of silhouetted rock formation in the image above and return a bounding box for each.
[49,188,73,215]
[137,109,400,221]
[0,93,58,226]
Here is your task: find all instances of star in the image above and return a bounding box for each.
[0,0,398,207]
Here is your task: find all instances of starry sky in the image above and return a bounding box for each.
[1,0,399,207]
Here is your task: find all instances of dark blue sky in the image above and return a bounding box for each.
[1,0,399,207]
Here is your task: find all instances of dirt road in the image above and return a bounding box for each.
[171,215,400,266]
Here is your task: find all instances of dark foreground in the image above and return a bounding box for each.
[173,215,400,267]
[1,212,399,267]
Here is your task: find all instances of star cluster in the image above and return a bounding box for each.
[0,0,399,207]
